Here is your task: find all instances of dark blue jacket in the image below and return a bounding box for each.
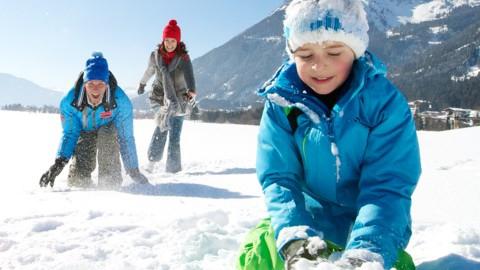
[57,86,139,170]
[257,52,421,268]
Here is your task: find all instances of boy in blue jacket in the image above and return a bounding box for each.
[39,52,149,189]
[240,0,421,269]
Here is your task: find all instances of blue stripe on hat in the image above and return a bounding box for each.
[310,11,343,32]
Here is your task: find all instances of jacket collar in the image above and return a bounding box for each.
[258,51,387,122]
[154,50,181,72]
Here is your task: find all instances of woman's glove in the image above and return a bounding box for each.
[186,89,196,100]
[137,83,146,95]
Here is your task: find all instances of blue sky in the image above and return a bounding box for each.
[0,0,284,91]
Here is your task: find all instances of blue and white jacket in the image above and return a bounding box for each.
[57,85,139,170]
[256,52,421,268]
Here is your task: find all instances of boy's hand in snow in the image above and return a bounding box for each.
[334,249,384,269]
[39,157,68,187]
[282,236,328,269]
[127,168,150,184]
[334,257,366,269]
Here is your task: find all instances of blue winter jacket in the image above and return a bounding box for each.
[256,52,421,268]
[57,86,139,170]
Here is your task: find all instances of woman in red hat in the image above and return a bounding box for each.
[138,19,197,173]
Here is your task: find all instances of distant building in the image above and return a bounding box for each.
[409,100,480,130]
[444,107,480,129]
[408,100,432,116]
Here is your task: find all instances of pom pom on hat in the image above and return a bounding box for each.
[284,0,369,59]
[163,19,181,43]
[83,51,109,83]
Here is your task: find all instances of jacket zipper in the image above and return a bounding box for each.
[92,108,97,129]
[326,114,341,183]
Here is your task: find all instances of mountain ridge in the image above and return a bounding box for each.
[0,73,63,107]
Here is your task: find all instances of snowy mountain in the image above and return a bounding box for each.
[366,0,428,31]
[1,110,480,269]
[191,1,480,110]
[191,9,286,110]
[388,5,480,109]
[366,0,480,30]
[0,73,63,107]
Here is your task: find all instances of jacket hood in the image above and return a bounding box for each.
[72,71,118,111]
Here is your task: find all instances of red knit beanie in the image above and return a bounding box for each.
[163,19,181,43]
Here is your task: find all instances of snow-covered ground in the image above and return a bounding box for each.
[0,110,479,270]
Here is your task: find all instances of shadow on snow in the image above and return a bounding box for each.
[417,253,480,270]
[120,182,257,199]
[184,167,256,176]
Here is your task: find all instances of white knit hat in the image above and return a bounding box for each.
[284,0,369,59]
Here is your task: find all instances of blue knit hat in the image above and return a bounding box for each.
[83,52,109,83]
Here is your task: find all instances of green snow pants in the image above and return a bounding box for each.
[237,218,415,270]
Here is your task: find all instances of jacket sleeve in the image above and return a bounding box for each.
[346,83,421,269]
[256,101,318,257]
[56,96,82,159]
[113,89,139,170]
[139,52,156,85]
[181,54,196,91]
